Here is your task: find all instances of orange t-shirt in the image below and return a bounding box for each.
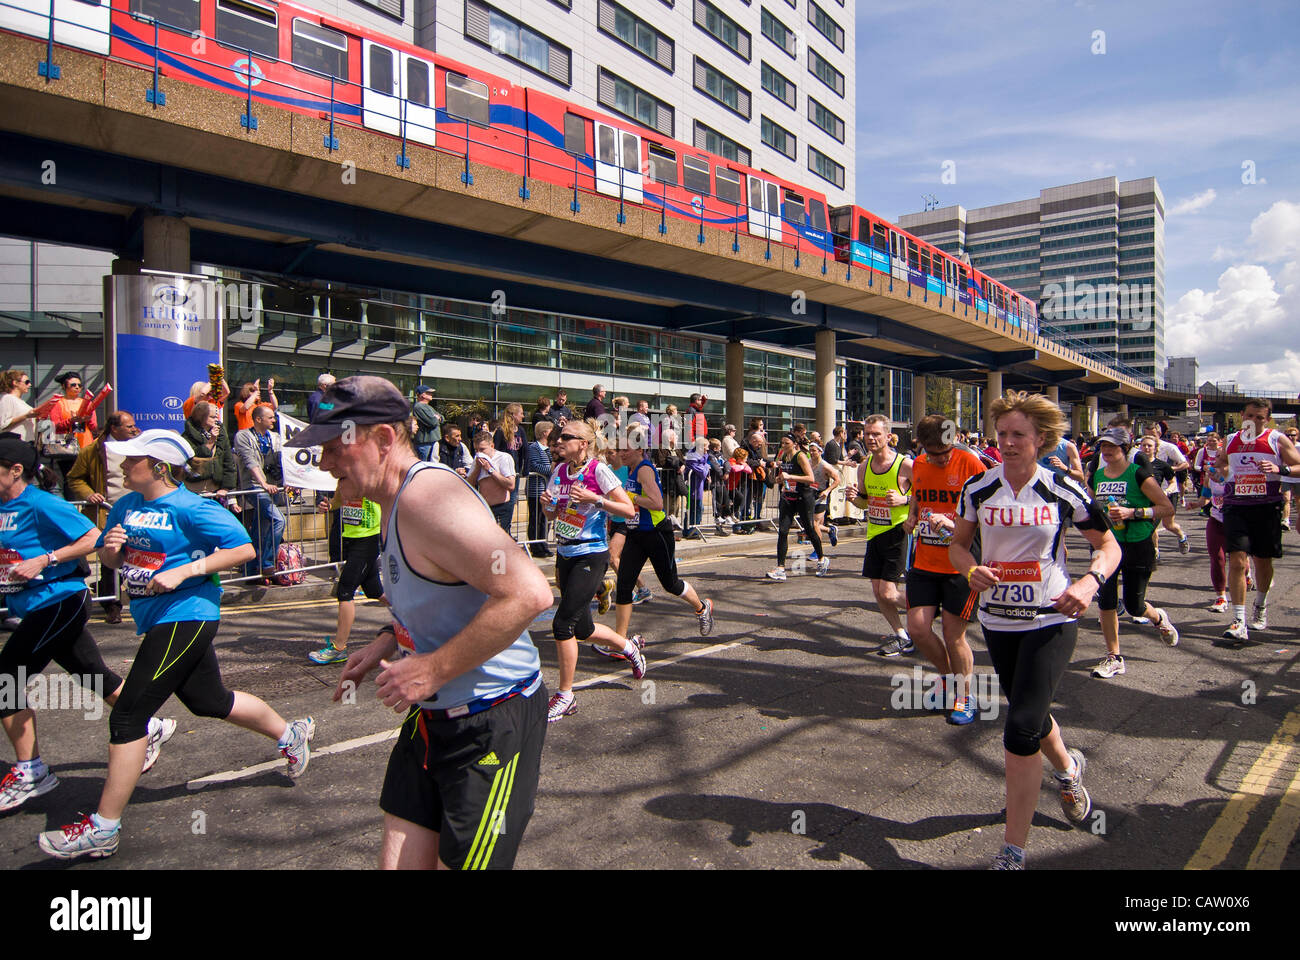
[234,400,256,432]
[910,447,986,574]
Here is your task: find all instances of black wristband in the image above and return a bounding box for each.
[377,625,396,638]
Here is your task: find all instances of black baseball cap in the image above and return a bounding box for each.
[0,436,38,473]
[285,375,412,448]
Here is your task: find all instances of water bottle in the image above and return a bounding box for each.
[1108,496,1125,531]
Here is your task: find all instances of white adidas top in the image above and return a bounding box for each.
[958,463,1109,633]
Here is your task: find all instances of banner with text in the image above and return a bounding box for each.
[278,412,337,492]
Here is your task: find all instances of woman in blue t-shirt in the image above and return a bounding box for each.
[37,430,317,862]
[0,437,179,815]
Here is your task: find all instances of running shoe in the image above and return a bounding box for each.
[1217,619,1250,647]
[1208,596,1229,614]
[632,586,652,605]
[828,523,838,547]
[308,639,349,664]
[37,814,119,860]
[596,579,614,615]
[1250,601,1267,632]
[547,691,577,723]
[1282,519,1291,531]
[697,598,714,636]
[815,556,831,577]
[1091,654,1125,679]
[766,567,787,581]
[624,636,648,679]
[280,717,315,779]
[990,846,1024,870]
[1178,535,1190,555]
[141,717,177,774]
[1155,609,1179,647]
[876,635,915,658]
[947,696,977,726]
[1130,615,1151,626]
[0,766,58,812]
[592,634,643,661]
[1055,748,1091,826]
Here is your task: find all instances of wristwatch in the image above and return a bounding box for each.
[1084,570,1107,588]
[45,551,58,565]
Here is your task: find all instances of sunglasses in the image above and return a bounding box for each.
[558,433,583,442]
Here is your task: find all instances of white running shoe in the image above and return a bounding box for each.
[697,598,714,636]
[1156,609,1179,647]
[0,766,58,812]
[1091,654,1126,679]
[141,717,178,774]
[1208,596,1229,614]
[280,717,315,779]
[766,567,787,581]
[1219,619,1250,647]
[815,556,831,577]
[37,814,119,860]
[1250,602,1267,631]
[547,691,577,723]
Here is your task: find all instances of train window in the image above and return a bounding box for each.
[715,167,740,204]
[920,248,930,276]
[407,59,429,106]
[129,0,199,35]
[648,144,678,185]
[217,0,277,60]
[856,215,868,243]
[808,199,827,231]
[368,45,394,94]
[445,72,490,126]
[958,265,968,286]
[907,239,919,270]
[683,155,711,194]
[563,113,586,155]
[783,189,805,225]
[622,132,639,172]
[872,222,888,251]
[292,20,348,80]
[766,182,779,217]
[597,125,616,164]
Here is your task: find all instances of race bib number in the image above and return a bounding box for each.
[554,506,587,542]
[342,499,364,525]
[1094,480,1127,499]
[917,509,953,545]
[0,548,24,595]
[1235,472,1266,497]
[122,546,165,597]
[984,561,1042,619]
[867,496,892,524]
[1211,495,1224,511]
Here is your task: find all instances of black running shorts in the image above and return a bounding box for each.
[1222,503,1283,559]
[905,567,978,620]
[336,534,384,602]
[379,682,547,870]
[863,523,907,582]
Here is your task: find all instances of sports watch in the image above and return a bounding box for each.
[1084,569,1107,588]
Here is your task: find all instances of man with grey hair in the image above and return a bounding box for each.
[307,373,336,423]
[584,384,607,421]
[412,384,442,461]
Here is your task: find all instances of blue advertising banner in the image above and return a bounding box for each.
[104,274,223,431]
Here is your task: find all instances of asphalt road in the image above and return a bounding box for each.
[1,510,1297,871]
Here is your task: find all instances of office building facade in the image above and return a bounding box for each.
[898,176,1166,387]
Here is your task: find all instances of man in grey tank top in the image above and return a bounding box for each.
[288,376,552,870]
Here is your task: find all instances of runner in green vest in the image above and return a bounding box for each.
[309,493,387,664]
[1088,427,1179,679]
[844,414,913,656]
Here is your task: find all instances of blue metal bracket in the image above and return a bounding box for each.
[240,114,258,130]
[324,77,338,151]
[39,62,61,79]
[239,48,256,132]
[147,20,164,106]
[396,153,410,169]
[40,0,59,81]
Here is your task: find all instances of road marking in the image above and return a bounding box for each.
[1245,736,1300,870]
[1186,705,1300,870]
[185,638,752,788]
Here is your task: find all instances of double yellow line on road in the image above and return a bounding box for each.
[1187,704,1300,870]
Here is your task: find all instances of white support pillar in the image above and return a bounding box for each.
[142,215,191,275]
[1086,395,1100,436]
[984,370,1002,438]
[725,339,745,434]
[815,328,836,440]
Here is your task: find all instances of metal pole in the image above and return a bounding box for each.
[40,0,60,80]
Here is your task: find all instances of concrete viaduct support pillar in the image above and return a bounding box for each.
[1046,385,1060,405]
[983,370,1002,438]
[912,374,927,423]
[815,328,835,439]
[1071,401,1086,437]
[142,215,191,275]
[1119,402,1129,421]
[1087,395,1099,436]
[725,339,745,435]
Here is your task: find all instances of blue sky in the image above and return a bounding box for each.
[852,0,1300,391]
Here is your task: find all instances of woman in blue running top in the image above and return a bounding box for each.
[950,391,1120,870]
[37,429,315,861]
[540,419,645,723]
[0,437,178,816]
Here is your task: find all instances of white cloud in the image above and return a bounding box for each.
[1166,262,1300,392]
[1245,200,1300,262]
[1169,188,1217,216]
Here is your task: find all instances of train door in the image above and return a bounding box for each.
[889,230,908,281]
[400,53,437,146]
[1,0,111,54]
[363,39,400,137]
[594,121,642,202]
[747,175,780,240]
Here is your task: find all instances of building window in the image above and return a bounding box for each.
[598,68,674,136]
[216,0,277,60]
[807,145,844,189]
[353,0,402,19]
[597,0,673,72]
[761,7,796,58]
[760,61,795,108]
[292,19,348,79]
[761,116,795,159]
[695,0,751,61]
[694,57,751,119]
[694,121,751,167]
[807,96,844,142]
[464,0,571,86]
[807,0,844,51]
[808,48,844,97]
